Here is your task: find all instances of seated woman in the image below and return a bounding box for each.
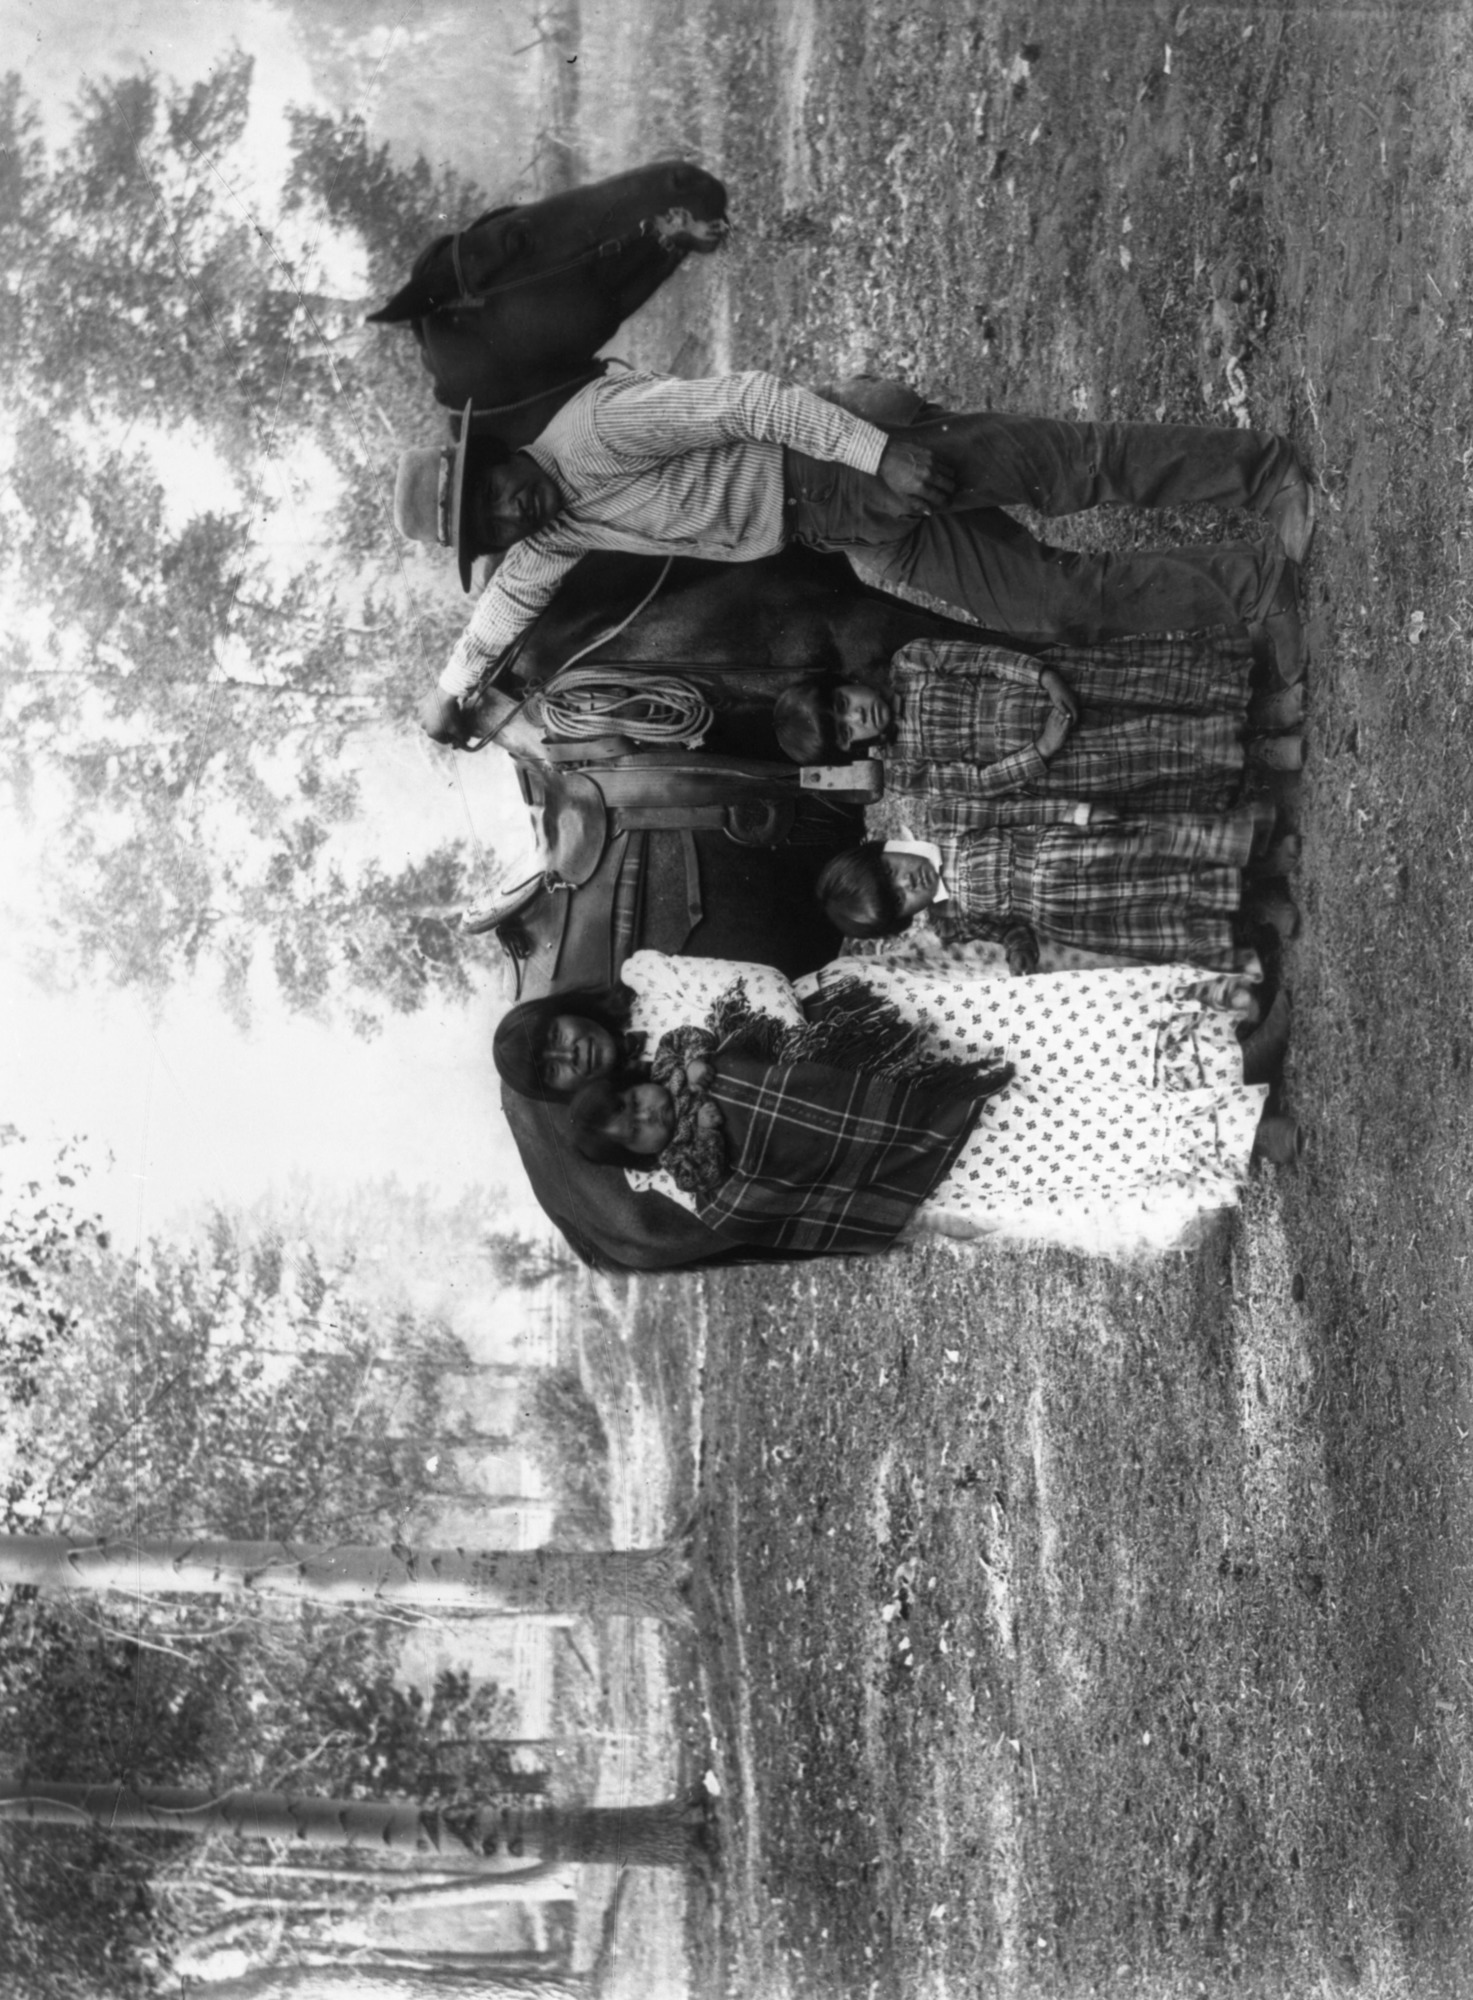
[496,950,1296,1257]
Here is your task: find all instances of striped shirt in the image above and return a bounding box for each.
[439,372,889,698]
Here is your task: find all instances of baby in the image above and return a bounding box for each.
[569,1063,728,1196]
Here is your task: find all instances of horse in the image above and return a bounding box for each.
[367,160,728,450]
[470,545,990,1270]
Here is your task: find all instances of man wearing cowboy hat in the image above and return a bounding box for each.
[395,371,1310,746]
[394,408,560,593]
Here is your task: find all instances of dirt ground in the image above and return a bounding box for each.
[576,2,1473,1996]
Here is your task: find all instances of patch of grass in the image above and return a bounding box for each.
[606,0,1473,1991]
[693,1220,1422,1998]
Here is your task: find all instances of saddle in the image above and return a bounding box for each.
[464,737,881,989]
[532,744,879,881]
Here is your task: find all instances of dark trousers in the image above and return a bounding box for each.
[784,414,1288,641]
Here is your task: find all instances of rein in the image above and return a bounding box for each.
[463,367,604,424]
[459,557,676,755]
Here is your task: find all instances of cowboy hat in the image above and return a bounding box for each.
[393,402,508,591]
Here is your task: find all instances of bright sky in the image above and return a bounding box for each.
[0,0,550,1245]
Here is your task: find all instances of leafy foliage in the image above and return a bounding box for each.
[0,64,501,1034]
[0,1130,109,1524]
[518,1369,612,1548]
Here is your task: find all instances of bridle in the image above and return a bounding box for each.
[427,204,718,421]
[440,207,721,313]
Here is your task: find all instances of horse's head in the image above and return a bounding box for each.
[367,160,728,415]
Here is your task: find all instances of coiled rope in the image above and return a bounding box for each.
[537,665,714,746]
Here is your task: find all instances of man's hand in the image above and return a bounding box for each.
[1035,707,1073,761]
[877,439,956,511]
[1039,667,1079,721]
[419,688,467,745]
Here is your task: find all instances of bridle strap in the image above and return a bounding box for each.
[440,215,659,313]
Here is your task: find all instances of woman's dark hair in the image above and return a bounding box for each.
[773,678,842,763]
[814,842,911,939]
[567,1077,654,1169]
[492,984,635,1101]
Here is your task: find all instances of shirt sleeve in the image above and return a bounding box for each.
[885,771,1097,826]
[590,370,889,476]
[437,541,583,698]
[931,907,1038,956]
[896,639,1047,688]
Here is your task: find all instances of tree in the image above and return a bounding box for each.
[194,1969,587,2000]
[0,1782,712,1873]
[14,1216,442,1542]
[0,1130,109,1529]
[0,66,502,1035]
[0,1533,691,1624]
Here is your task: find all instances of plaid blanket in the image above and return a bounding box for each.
[885,629,1252,814]
[693,1053,985,1254]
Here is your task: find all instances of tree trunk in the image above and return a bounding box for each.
[0,1533,690,1623]
[0,1783,710,1872]
[196,1970,586,2000]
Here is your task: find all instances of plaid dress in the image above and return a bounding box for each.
[690,1053,985,1255]
[930,805,1260,970]
[884,630,1252,814]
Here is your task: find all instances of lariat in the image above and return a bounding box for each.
[538,667,714,748]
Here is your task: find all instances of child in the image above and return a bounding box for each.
[814,821,1287,974]
[773,632,1304,816]
[398,370,1307,743]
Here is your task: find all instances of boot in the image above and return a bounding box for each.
[1240,990,1292,1084]
[1245,888,1300,941]
[1262,461,1317,565]
[1250,732,1305,773]
[1250,835,1302,878]
[1249,683,1307,733]
[1253,1113,1304,1167]
[1249,561,1305,688]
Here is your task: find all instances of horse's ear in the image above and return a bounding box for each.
[367,281,422,325]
